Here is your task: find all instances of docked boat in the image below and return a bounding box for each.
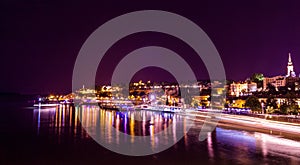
[33,103,59,107]
[135,104,182,113]
[98,100,135,111]
[33,97,59,107]
[98,103,120,111]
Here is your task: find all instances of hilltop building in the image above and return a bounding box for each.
[263,76,286,91]
[286,53,296,77]
[230,81,257,97]
[263,53,299,90]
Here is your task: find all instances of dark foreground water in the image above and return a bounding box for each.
[1,102,300,165]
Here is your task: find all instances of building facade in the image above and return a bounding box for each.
[230,82,257,97]
[286,53,296,77]
[263,76,286,90]
[263,53,298,90]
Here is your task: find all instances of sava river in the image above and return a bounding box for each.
[1,102,300,165]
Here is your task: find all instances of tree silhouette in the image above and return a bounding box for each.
[266,96,277,110]
[280,102,289,114]
[245,95,261,112]
[251,73,264,88]
[266,83,276,95]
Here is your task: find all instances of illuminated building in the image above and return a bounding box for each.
[284,54,300,90]
[262,53,300,90]
[192,95,210,108]
[263,76,286,90]
[286,53,296,77]
[231,99,246,108]
[230,82,257,97]
[286,76,300,89]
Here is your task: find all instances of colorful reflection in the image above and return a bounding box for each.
[32,104,300,164]
[76,105,184,151]
[33,104,184,147]
[33,104,85,143]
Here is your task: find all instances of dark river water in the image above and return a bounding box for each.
[1,102,300,165]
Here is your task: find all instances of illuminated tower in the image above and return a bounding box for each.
[286,53,296,77]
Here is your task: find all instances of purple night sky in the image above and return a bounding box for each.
[1,1,300,94]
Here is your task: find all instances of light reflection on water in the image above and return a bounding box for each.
[32,104,300,163]
[214,127,300,164]
[76,105,187,154]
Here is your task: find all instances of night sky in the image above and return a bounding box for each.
[2,0,300,94]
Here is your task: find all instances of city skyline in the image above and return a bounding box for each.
[2,1,300,95]
[3,1,300,164]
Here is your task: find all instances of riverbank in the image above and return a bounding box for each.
[187,111,300,141]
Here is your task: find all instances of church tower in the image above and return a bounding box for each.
[286,53,296,77]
